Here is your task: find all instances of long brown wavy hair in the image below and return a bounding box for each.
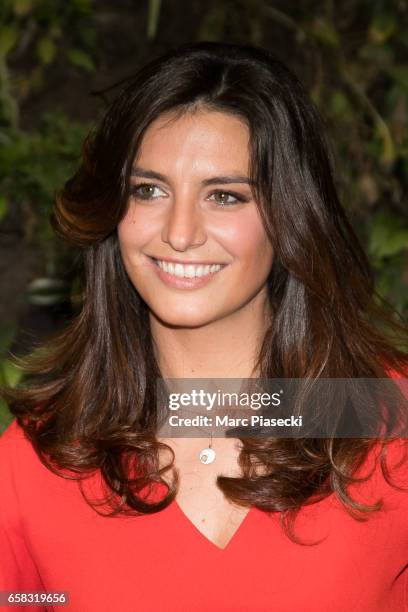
[2,41,408,542]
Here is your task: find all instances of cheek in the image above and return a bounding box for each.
[117,208,152,254]
[218,214,273,271]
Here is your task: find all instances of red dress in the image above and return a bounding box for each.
[0,417,407,612]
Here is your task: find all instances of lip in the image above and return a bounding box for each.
[148,255,228,266]
[146,255,227,290]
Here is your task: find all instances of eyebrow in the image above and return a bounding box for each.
[130,166,255,187]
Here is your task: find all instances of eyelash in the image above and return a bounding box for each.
[129,183,248,207]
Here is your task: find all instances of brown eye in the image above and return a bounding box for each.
[140,185,154,196]
[216,192,230,204]
[129,183,166,200]
[209,190,247,207]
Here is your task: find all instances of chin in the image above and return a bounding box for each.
[150,305,219,329]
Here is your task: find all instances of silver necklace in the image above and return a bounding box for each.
[198,430,216,464]
[167,406,216,464]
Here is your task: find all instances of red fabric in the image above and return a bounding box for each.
[0,420,407,611]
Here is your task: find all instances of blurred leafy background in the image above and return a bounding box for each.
[0,0,407,432]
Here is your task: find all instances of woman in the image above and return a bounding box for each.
[0,41,407,611]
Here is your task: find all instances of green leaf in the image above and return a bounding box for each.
[0,400,13,435]
[37,37,56,64]
[369,213,408,259]
[0,25,18,57]
[330,91,351,116]
[390,66,408,94]
[67,49,95,72]
[368,14,397,45]
[71,0,93,15]
[13,0,34,17]
[0,324,16,355]
[2,359,23,387]
[311,18,339,48]
[378,125,395,166]
[0,195,8,222]
[147,0,161,40]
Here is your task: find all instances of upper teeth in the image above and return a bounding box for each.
[156,260,223,278]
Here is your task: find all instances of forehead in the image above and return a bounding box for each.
[134,109,250,171]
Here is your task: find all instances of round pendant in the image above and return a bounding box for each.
[199,447,216,464]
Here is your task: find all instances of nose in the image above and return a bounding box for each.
[161,192,207,252]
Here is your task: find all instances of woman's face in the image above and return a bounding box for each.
[117,108,274,328]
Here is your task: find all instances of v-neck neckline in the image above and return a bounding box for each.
[172,499,254,551]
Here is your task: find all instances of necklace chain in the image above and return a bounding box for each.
[199,430,216,464]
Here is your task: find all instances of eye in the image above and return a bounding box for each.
[129,183,167,200]
[129,184,249,206]
[207,190,248,207]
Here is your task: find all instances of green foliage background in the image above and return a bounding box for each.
[0,0,407,432]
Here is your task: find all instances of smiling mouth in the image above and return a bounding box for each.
[150,257,227,279]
